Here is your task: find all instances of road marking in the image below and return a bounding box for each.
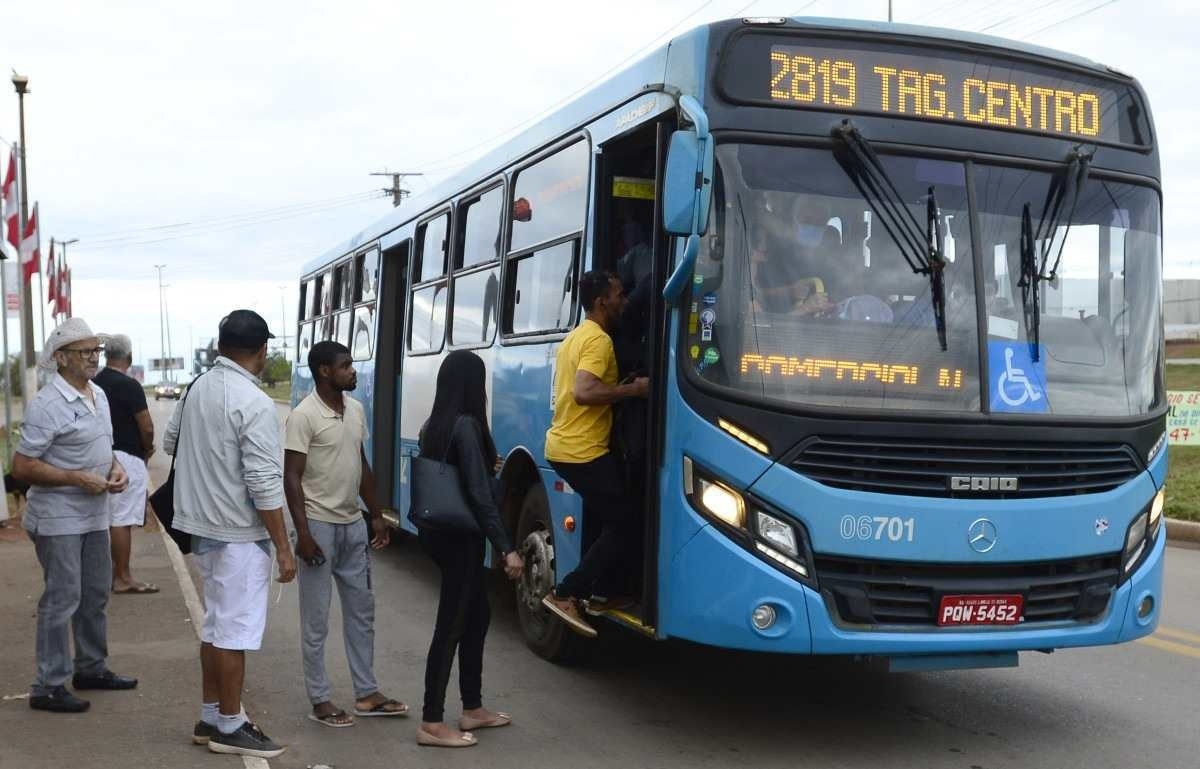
[1155,626,1200,646]
[1138,635,1200,660]
[157,524,272,769]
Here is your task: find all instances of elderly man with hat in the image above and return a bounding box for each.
[12,318,135,713]
[164,309,296,759]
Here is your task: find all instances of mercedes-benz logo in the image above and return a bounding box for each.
[968,518,998,553]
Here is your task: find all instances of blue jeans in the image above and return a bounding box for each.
[31,530,112,695]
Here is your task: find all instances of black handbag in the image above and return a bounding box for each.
[408,418,482,535]
[148,376,201,554]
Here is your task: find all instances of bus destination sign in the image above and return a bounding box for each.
[719,35,1148,145]
[767,43,1119,141]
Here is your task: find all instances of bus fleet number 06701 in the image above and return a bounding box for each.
[840,515,916,543]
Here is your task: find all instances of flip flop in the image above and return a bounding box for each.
[417,728,477,748]
[307,709,355,728]
[354,698,409,717]
[458,712,511,731]
[112,583,159,594]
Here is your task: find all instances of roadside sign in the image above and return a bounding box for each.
[1167,391,1200,445]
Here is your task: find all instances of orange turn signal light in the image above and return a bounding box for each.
[564,516,576,533]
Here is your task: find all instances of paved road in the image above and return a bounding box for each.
[146,399,1200,769]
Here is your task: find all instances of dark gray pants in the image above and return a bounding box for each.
[298,519,378,705]
[31,530,112,695]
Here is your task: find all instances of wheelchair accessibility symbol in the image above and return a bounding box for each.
[989,342,1048,413]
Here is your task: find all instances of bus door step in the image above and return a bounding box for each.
[884,651,1019,673]
[601,606,656,638]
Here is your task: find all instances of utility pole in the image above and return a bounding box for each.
[154,264,167,385]
[279,285,288,357]
[12,72,36,404]
[370,171,422,208]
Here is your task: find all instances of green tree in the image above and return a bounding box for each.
[262,352,292,388]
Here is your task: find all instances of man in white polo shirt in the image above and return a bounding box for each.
[284,340,404,728]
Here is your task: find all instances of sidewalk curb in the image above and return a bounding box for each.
[1166,517,1200,544]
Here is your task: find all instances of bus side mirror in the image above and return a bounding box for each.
[664,130,701,235]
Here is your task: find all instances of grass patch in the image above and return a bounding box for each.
[1166,365,1200,392]
[1165,446,1200,522]
[260,383,291,402]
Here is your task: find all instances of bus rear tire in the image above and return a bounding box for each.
[514,483,588,664]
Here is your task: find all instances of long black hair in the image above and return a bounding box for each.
[419,350,497,465]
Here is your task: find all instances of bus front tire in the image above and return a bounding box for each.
[514,484,589,664]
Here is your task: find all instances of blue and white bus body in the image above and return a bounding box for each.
[292,17,1166,669]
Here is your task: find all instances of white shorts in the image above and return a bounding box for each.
[109,450,149,527]
[194,542,272,651]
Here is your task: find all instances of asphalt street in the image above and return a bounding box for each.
[143,398,1200,769]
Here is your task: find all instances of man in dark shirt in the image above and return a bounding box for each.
[93,334,157,594]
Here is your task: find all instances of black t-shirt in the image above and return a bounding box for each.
[93,367,149,459]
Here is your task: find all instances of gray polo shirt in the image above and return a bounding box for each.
[19,373,115,536]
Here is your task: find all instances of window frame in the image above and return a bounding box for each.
[500,135,591,345]
[407,281,449,355]
[350,246,380,362]
[415,209,452,284]
[447,179,507,351]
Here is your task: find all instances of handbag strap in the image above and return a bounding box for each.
[164,372,205,476]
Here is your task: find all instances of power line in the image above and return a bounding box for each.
[410,0,722,176]
[77,189,383,241]
[78,193,386,251]
[980,0,1094,37]
[1017,0,1120,38]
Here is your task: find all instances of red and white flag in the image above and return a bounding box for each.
[2,150,17,252]
[47,239,58,308]
[20,201,41,282]
[65,268,72,317]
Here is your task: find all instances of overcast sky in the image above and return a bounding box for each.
[0,0,1194,380]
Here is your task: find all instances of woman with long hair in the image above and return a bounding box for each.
[415,351,524,748]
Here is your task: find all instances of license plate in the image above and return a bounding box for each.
[937,594,1023,626]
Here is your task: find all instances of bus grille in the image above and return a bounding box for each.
[790,437,1142,498]
[815,554,1121,627]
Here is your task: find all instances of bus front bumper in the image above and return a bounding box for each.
[662,520,1164,657]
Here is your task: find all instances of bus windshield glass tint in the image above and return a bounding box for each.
[688,144,981,413]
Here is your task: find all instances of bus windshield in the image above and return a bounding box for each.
[686,143,1162,417]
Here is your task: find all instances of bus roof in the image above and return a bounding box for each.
[303,16,1117,274]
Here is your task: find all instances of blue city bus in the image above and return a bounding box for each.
[292,17,1166,669]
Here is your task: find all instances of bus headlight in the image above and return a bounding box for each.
[1148,487,1165,536]
[755,511,798,557]
[683,456,746,529]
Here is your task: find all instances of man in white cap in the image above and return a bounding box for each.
[12,317,135,714]
[93,333,158,594]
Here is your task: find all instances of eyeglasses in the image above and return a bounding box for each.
[61,346,105,359]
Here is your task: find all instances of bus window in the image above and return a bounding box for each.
[459,186,504,268]
[317,314,332,342]
[297,322,314,363]
[333,262,352,310]
[351,305,375,361]
[410,283,447,352]
[451,266,500,346]
[299,280,310,321]
[355,251,378,303]
[504,240,577,336]
[417,214,450,283]
[510,141,589,253]
[334,310,352,348]
[313,273,328,317]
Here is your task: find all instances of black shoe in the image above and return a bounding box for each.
[192,721,218,745]
[29,686,90,713]
[72,670,138,690]
[207,721,286,759]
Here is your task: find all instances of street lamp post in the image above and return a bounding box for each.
[12,72,36,381]
[154,264,167,384]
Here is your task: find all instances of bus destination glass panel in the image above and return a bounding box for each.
[720,35,1150,146]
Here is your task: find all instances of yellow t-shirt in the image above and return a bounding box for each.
[284,393,368,524]
[544,319,618,464]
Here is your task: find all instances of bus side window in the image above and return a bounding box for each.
[409,284,447,353]
[503,240,578,336]
[417,214,450,283]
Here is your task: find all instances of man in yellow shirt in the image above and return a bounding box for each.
[542,270,648,637]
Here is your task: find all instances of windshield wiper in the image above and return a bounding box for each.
[1018,146,1095,362]
[833,120,948,350]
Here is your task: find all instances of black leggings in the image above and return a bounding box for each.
[419,530,490,723]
